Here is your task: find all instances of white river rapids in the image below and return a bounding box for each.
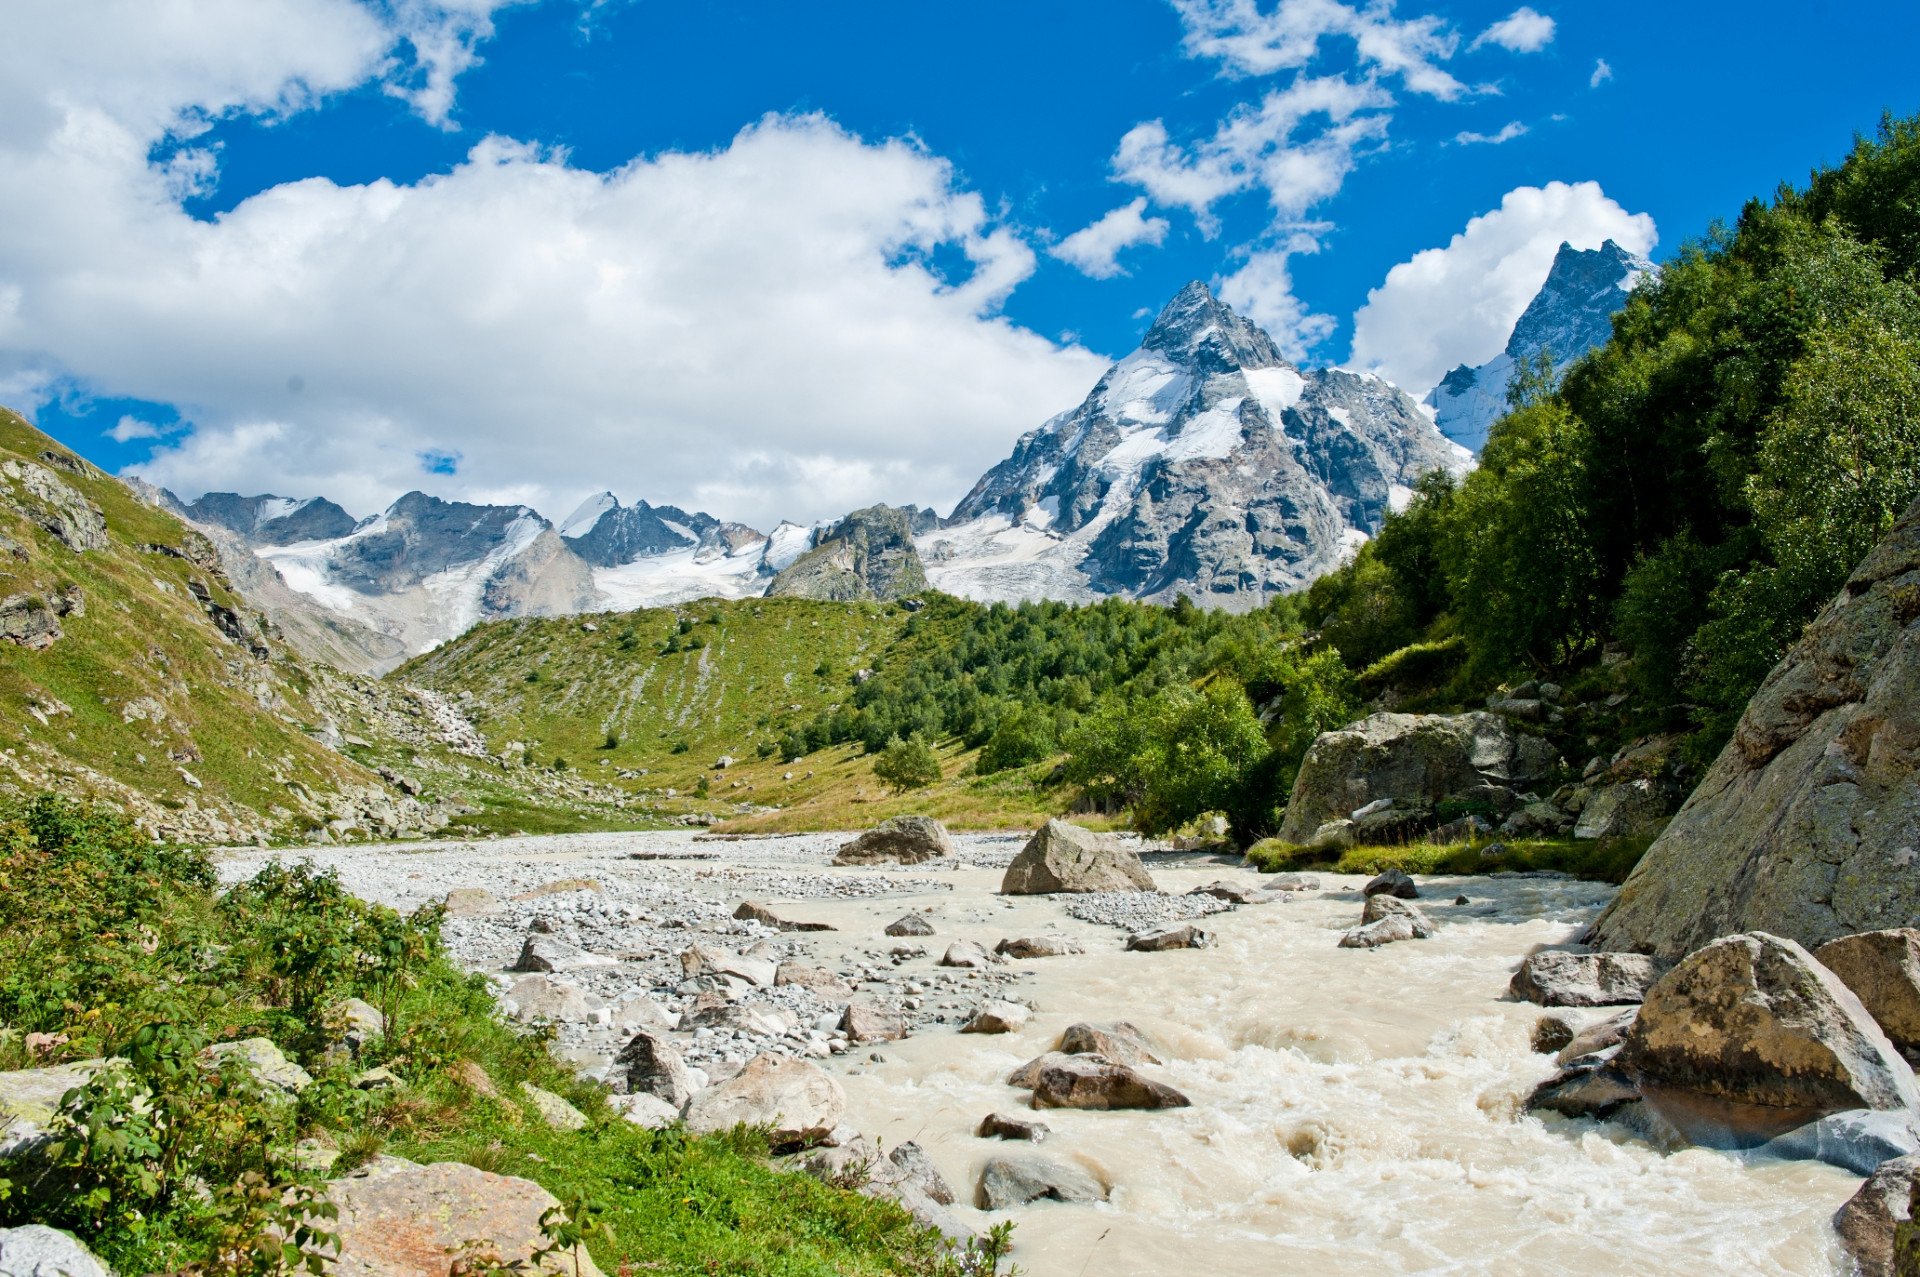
[223,831,1859,1276]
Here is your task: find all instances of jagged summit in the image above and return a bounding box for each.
[1429,238,1653,452]
[928,281,1470,608]
[1139,280,1287,373]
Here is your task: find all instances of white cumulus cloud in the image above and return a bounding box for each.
[1050,198,1171,278]
[0,1,1106,529]
[1219,234,1335,361]
[1347,180,1656,394]
[1470,7,1556,54]
[1173,0,1467,100]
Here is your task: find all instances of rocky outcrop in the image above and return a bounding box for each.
[1000,820,1155,894]
[1618,933,1919,1115]
[324,1159,604,1277]
[1816,930,1920,1057]
[1277,712,1557,845]
[1,458,107,552]
[767,506,926,602]
[1591,497,1920,958]
[181,491,358,545]
[1509,951,1664,1007]
[0,589,80,649]
[834,816,955,865]
[1835,1152,1920,1277]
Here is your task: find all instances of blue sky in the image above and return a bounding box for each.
[4,0,1916,527]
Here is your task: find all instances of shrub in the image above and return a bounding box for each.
[872,734,942,793]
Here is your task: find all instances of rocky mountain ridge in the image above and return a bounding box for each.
[1428,239,1653,453]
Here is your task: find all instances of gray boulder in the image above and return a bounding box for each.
[841,1003,908,1044]
[1126,924,1212,951]
[733,901,834,932]
[1029,1055,1189,1111]
[885,914,936,937]
[1572,777,1677,840]
[615,1029,694,1108]
[835,816,956,865]
[1591,496,1920,958]
[938,940,995,969]
[1057,1021,1161,1067]
[1337,914,1427,949]
[1363,868,1418,899]
[1760,1108,1920,1175]
[512,935,615,974]
[683,1054,847,1149]
[0,1225,113,1277]
[1277,711,1556,844]
[978,1112,1049,1142]
[1000,820,1155,895]
[504,974,604,1025]
[962,1002,1031,1034]
[201,1038,311,1095]
[976,1155,1107,1210]
[1509,951,1664,1007]
[995,935,1083,959]
[1815,929,1920,1057]
[325,1160,604,1277]
[1618,932,1920,1115]
[0,1061,110,1158]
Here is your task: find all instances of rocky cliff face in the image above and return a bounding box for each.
[923,282,1469,608]
[1428,240,1652,453]
[1591,496,1920,959]
[768,505,927,602]
[180,491,358,545]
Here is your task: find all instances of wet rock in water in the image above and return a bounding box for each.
[798,1137,975,1247]
[442,887,502,916]
[1557,1009,1637,1066]
[1263,873,1323,893]
[1030,1055,1190,1111]
[1588,497,1920,958]
[1126,923,1213,951]
[1362,868,1419,899]
[1277,711,1556,845]
[834,815,956,866]
[1058,1021,1162,1067]
[1000,820,1156,895]
[938,940,995,969]
[1760,1108,1920,1175]
[1361,894,1431,929]
[841,1002,907,1045]
[1531,1014,1579,1055]
[1619,932,1920,1115]
[684,1054,847,1150]
[325,1160,604,1277]
[679,944,776,988]
[1454,895,1470,906]
[1815,930,1920,1057]
[1188,880,1286,905]
[962,1001,1031,1034]
[1509,951,1664,1007]
[976,1155,1108,1210]
[504,974,604,1025]
[1527,1056,1642,1120]
[775,964,854,999]
[885,914,936,938]
[610,1093,679,1130]
[734,900,835,932]
[615,1029,694,1107]
[519,1082,587,1130]
[513,935,615,974]
[1006,1052,1091,1089]
[978,1112,1050,1142]
[1834,1151,1920,1277]
[1338,914,1426,949]
[201,1038,311,1095]
[995,934,1083,959]
[887,1141,956,1206]
[0,1225,113,1277]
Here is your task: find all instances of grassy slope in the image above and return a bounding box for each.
[0,410,378,836]
[399,597,1085,832]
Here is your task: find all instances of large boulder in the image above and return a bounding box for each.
[1000,821,1155,895]
[512,935,615,974]
[200,1038,311,1095]
[0,1060,109,1158]
[325,1160,605,1277]
[0,1225,112,1277]
[682,1054,846,1149]
[1618,932,1920,1115]
[1591,497,1920,958]
[1057,1021,1161,1067]
[1815,930,1920,1057]
[1029,1055,1190,1111]
[1572,778,1678,840]
[1277,711,1557,844]
[833,816,956,865]
[976,1155,1107,1210]
[1835,1151,1920,1277]
[1509,951,1664,1007]
[615,1029,694,1108]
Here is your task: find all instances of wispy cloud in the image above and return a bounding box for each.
[1455,121,1528,146]
[1471,7,1556,54]
[1590,58,1614,88]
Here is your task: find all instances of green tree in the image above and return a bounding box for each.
[872,734,942,792]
